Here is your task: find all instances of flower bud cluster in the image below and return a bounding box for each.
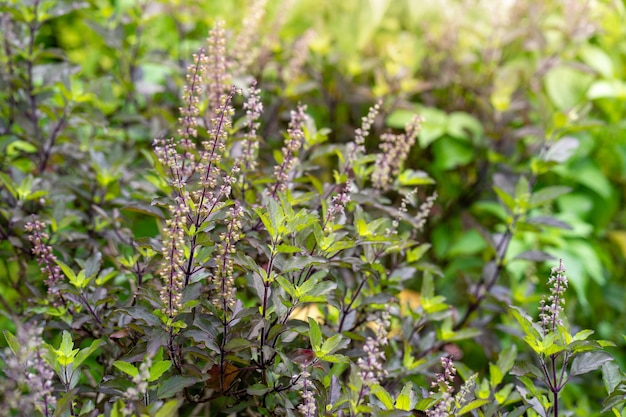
[154,22,243,316]
[213,202,245,312]
[178,49,207,152]
[388,188,417,235]
[426,356,456,417]
[24,219,62,299]
[231,0,267,75]
[324,181,351,233]
[0,323,56,417]
[286,29,316,81]
[357,309,390,389]
[414,191,437,233]
[295,368,317,417]
[153,137,187,189]
[386,189,437,236]
[200,88,236,187]
[372,115,422,191]
[454,373,477,408]
[538,259,568,335]
[206,20,231,121]
[159,197,188,318]
[346,101,381,169]
[426,357,476,417]
[241,83,263,174]
[154,49,210,189]
[272,104,307,195]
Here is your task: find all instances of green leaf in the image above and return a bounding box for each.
[308,318,322,351]
[530,186,572,207]
[490,363,503,388]
[297,275,319,297]
[247,384,270,396]
[7,140,37,155]
[387,109,416,129]
[113,360,139,378]
[224,338,252,352]
[440,326,481,342]
[515,382,548,417]
[446,112,483,142]
[510,306,542,341]
[149,360,172,382]
[281,256,327,273]
[570,351,613,376]
[16,174,34,200]
[415,397,437,412]
[568,159,612,198]
[0,173,17,198]
[432,137,474,169]
[325,239,355,253]
[109,400,122,417]
[54,331,79,366]
[356,218,368,236]
[79,399,95,416]
[307,280,336,297]
[156,376,197,399]
[477,377,490,399]
[320,334,344,355]
[54,390,77,417]
[587,79,626,99]
[458,399,490,415]
[420,271,436,299]
[57,261,78,286]
[397,169,435,186]
[371,384,395,410]
[82,252,102,280]
[511,361,543,379]
[276,276,296,298]
[276,244,302,254]
[74,339,103,369]
[3,330,20,356]
[496,344,517,376]
[495,383,515,404]
[254,208,275,240]
[395,382,416,411]
[493,186,516,213]
[418,106,448,147]
[580,45,614,78]
[572,329,594,343]
[544,66,593,110]
[318,353,350,363]
[154,399,182,417]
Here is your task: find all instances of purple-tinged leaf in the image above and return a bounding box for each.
[156,376,197,399]
[571,351,613,376]
[516,384,547,417]
[329,375,341,404]
[513,250,555,262]
[602,361,623,395]
[530,186,571,207]
[527,216,572,230]
[545,136,579,163]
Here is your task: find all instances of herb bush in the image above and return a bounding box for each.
[1,1,626,416]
